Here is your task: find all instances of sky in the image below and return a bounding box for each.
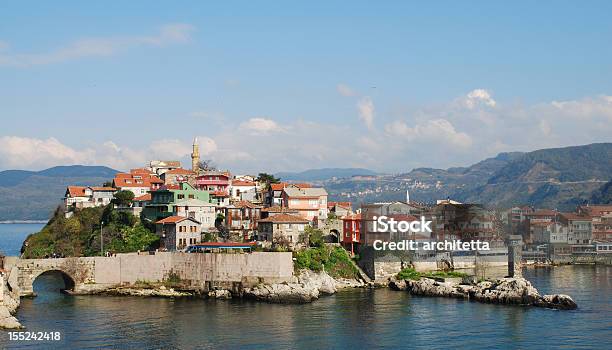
[1,1,612,174]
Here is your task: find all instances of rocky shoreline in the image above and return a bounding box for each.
[388,276,577,310]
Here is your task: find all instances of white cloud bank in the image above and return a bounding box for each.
[2,90,611,173]
[0,23,194,67]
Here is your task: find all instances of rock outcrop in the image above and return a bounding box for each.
[389,276,577,310]
[0,272,23,329]
[243,269,354,303]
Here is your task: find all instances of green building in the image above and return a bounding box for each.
[143,182,211,223]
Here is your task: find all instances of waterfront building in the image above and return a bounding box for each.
[64,186,116,211]
[224,200,262,240]
[155,216,201,251]
[342,212,361,254]
[257,213,308,249]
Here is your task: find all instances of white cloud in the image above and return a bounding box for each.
[0,136,93,169]
[337,83,356,97]
[0,23,194,67]
[357,97,375,129]
[239,117,284,134]
[459,89,497,109]
[385,119,473,148]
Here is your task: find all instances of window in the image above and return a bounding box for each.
[178,194,185,199]
[188,194,194,199]
[309,199,317,207]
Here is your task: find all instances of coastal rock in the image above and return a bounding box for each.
[105,287,193,297]
[243,269,347,303]
[0,307,22,329]
[209,289,232,299]
[334,278,366,289]
[243,282,319,303]
[391,276,577,310]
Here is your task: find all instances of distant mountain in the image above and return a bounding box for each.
[276,168,378,182]
[0,165,119,221]
[325,143,612,210]
[456,143,612,209]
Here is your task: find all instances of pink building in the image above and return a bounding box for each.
[281,186,328,221]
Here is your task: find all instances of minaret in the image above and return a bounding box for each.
[406,189,410,203]
[191,137,200,174]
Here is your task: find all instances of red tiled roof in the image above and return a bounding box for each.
[560,213,591,221]
[211,190,229,197]
[133,193,151,201]
[67,186,87,197]
[389,214,419,222]
[156,216,191,224]
[234,200,259,209]
[164,168,195,175]
[89,187,116,191]
[232,180,255,186]
[258,213,309,223]
[529,209,558,216]
[328,201,352,209]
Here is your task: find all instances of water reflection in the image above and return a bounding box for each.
[0,266,609,349]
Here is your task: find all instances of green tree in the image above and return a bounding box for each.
[305,225,324,247]
[112,190,135,207]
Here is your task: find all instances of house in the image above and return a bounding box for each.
[559,213,593,245]
[155,216,201,251]
[89,187,116,206]
[143,182,211,223]
[64,186,117,211]
[265,182,311,206]
[173,199,216,232]
[112,169,163,197]
[64,186,90,207]
[149,160,182,176]
[117,193,151,216]
[160,168,196,185]
[328,201,352,218]
[257,213,308,249]
[230,179,258,202]
[342,213,361,254]
[260,205,301,219]
[224,200,262,239]
[195,171,231,207]
[577,205,612,242]
[281,186,328,221]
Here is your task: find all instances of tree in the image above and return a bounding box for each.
[112,190,135,207]
[305,225,324,248]
[257,173,281,190]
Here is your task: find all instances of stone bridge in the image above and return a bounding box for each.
[3,252,294,297]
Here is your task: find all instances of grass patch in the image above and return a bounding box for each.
[293,245,359,279]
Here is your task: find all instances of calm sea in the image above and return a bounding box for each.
[0,224,611,349]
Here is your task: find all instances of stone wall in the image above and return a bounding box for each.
[8,252,294,296]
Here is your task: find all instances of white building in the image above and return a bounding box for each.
[173,199,217,232]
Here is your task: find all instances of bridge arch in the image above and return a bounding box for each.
[31,269,76,293]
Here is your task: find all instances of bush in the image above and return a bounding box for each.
[293,245,359,279]
[396,268,469,281]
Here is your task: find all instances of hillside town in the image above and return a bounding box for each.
[62,138,612,264]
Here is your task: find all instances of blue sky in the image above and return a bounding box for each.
[1,1,612,173]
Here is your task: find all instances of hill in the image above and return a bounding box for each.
[589,180,612,204]
[325,143,611,210]
[275,168,378,182]
[0,165,120,221]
